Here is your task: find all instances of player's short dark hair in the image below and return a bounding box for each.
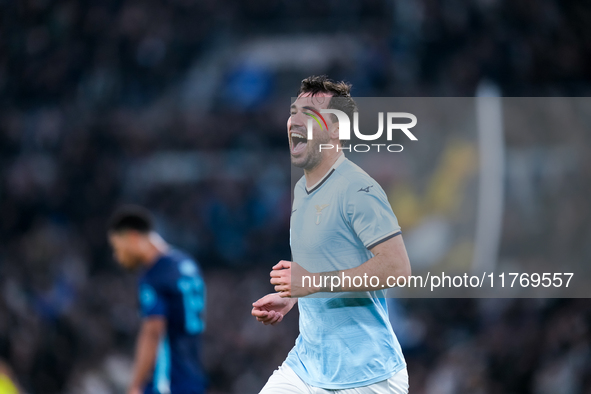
[108,205,154,234]
[298,75,358,146]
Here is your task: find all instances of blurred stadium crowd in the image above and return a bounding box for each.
[1,0,591,393]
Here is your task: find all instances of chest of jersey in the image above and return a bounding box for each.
[290,184,368,272]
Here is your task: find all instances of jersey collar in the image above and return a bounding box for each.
[305,154,346,195]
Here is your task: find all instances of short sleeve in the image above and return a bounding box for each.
[345,180,401,250]
[138,282,168,318]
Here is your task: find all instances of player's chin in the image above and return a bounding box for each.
[290,154,308,169]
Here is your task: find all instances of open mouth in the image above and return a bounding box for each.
[290,131,308,155]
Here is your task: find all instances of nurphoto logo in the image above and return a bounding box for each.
[305,109,418,153]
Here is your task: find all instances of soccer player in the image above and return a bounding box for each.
[252,76,412,393]
[108,206,207,394]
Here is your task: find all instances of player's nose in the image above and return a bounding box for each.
[289,110,307,128]
[289,117,307,136]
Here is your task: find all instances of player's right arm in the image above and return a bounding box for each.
[251,293,297,325]
[129,317,166,394]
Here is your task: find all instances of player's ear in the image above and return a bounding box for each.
[329,121,340,141]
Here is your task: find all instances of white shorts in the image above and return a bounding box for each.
[259,363,409,394]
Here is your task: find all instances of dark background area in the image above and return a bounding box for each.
[1,0,591,393]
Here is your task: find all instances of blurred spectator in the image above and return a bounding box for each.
[0,360,20,394]
[1,0,591,393]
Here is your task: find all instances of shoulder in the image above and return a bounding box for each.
[144,250,199,288]
[333,159,383,196]
[168,249,202,277]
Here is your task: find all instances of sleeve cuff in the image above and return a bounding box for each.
[366,230,402,250]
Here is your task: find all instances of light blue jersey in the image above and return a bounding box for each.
[285,154,405,389]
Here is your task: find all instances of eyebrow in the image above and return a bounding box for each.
[302,105,319,112]
[290,104,321,112]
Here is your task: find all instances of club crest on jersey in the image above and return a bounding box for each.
[315,204,329,225]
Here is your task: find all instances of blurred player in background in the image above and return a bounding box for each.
[108,206,207,394]
[252,76,412,393]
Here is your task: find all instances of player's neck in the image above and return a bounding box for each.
[142,232,169,266]
[304,151,344,189]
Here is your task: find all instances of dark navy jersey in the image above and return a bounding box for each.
[138,249,207,394]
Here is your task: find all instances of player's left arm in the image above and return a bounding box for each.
[328,178,412,291]
[321,234,410,292]
[129,317,166,394]
[272,235,410,296]
[271,179,411,297]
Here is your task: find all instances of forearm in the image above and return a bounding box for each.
[314,238,411,293]
[130,325,161,388]
[313,257,400,292]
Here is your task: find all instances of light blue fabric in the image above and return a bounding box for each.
[285,156,405,389]
[153,335,171,394]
